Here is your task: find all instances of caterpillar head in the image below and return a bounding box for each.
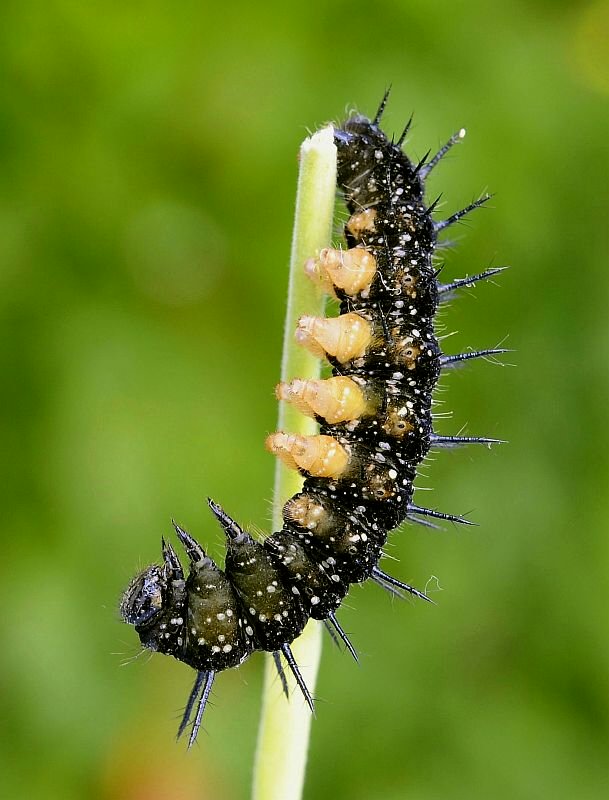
[120,538,186,656]
[120,564,166,627]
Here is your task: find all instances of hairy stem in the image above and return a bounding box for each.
[251,126,337,800]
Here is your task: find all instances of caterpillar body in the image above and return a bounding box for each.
[120,94,505,747]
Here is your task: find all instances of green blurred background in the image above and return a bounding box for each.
[0,1,607,798]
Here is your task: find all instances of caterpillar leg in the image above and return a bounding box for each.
[280,643,315,714]
[177,670,215,749]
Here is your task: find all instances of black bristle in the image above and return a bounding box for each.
[407,504,477,526]
[414,149,431,174]
[372,567,433,604]
[187,671,215,749]
[440,348,511,367]
[396,114,414,147]
[327,612,358,662]
[272,651,290,700]
[281,643,315,714]
[431,434,506,447]
[438,266,508,295]
[177,671,207,741]
[428,193,443,213]
[419,128,466,179]
[373,86,392,126]
[434,194,492,232]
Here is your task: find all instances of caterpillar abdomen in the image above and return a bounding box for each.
[120,94,504,747]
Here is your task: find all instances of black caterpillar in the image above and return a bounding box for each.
[120,93,505,747]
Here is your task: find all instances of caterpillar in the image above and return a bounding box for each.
[120,92,505,747]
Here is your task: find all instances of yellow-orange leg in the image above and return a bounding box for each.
[276,376,368,424]
[265,433,349,479]
[305,246,377,296]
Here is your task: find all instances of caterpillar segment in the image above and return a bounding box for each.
[120,95,504,746]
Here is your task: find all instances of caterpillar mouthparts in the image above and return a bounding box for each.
[121,91,505,748]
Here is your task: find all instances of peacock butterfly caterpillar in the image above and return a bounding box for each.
[120,91,506,746]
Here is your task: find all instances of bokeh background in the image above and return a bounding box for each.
[0,1,607,798]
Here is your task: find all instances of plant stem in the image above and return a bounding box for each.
[251,126,337,800]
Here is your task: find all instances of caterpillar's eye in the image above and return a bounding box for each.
[120,566,164,626]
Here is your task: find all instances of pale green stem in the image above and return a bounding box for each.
[251,126,337,800]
